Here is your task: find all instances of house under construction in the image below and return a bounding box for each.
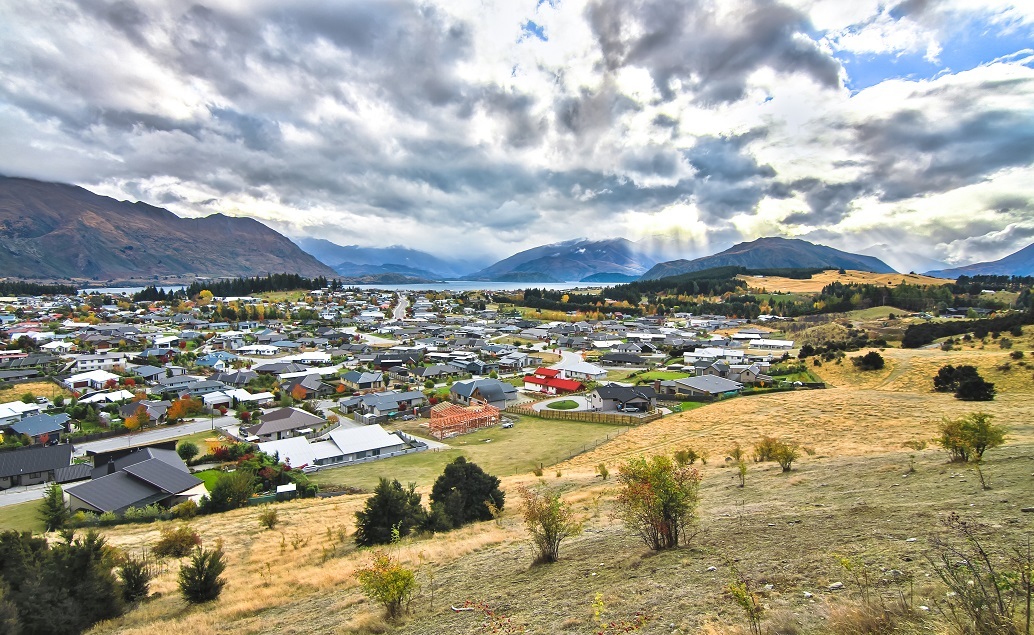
[428,398,501,440]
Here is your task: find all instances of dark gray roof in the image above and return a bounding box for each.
[593,385,657,403]
[66,472,168,514]
[122,458,203,494]
[0,444,72,478]
[55,463,93,484]
[674,375,744,394]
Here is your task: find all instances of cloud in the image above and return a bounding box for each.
[0,0,1032,266]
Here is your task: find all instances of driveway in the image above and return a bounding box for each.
[532,395,591,412]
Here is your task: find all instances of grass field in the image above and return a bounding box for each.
[193,469,224,490]
[312,415,630,490]
[0,500,43,533]
[739,269,954,293]
[634,370,691,383]
[0,380,69,404]
[32,339,1034,635]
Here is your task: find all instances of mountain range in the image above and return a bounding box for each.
[293,238,483,279]
[925,242,1034,278]
[0,176,335,281]
[639,237,895,280]
[6,176,1034,284]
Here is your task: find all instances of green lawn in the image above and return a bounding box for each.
[311,415,627,490]
[0,500,44,533]
[634,370,691,382]
[666,401,708,414]
[193,469,224,490]
[546,399,579,410]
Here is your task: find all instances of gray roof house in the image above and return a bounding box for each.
[0,444,73,489]
[66,447,206,515]
[243,407,325,441]
[450,379,518,409]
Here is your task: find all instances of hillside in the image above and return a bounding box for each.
[0,177,336,280]
[739,269,954,293]
[468,238,656,281]
[75,342,1034,635]
[294,238,481,278]
[640,237,895,280]
[925,241,1034,277]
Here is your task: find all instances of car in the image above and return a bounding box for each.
[622,407,641,413]
[501,421,514,429]
[35,397,48,405]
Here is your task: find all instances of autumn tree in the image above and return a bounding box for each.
[290,384,308,402]
[519,485,581,563]
[124,404,148,433]
[616,455,701,550]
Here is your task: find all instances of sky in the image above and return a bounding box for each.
[1,0,1033,269]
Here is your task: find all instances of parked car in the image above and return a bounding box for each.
[501,421,514,429]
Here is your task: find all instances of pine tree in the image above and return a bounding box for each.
[178,546,226,604]
[38,483,67,532]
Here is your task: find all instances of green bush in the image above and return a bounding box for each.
[153,525,202,559]
[258,507,279,530]
[178,546,226,604]
[938,412,1007,462]
[177,441,200,463]
[354,478,424,547]
[429,457,505,529]
[518,485,581,564]
[119,556,153,603]
[355,549,416,620]
[38,482,68,532]
[616,455,701,550]
[202,471,256,513]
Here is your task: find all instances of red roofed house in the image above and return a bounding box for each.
[523,368,583,395]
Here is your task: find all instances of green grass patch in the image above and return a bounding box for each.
[311,415,626,490]
[666,401,708,414]
[546,399,579,410]
[193,469,224,490]
[635,370,691,382]
[0,500,44,533]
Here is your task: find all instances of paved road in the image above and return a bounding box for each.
[393,293,409,320]
[0,483,48,508]
[73,414,238,455]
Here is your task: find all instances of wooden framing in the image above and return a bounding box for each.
[428,398,501,440]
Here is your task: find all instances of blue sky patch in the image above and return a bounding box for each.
[520,20,547,42]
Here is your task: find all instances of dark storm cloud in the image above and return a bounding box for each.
[585,0,842,103]
[855,106,1034,201]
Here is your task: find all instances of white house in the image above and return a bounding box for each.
[64,370,120,391]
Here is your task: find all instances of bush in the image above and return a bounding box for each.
[955,376,996,401]
[518,486,581,564]
[354,478,425,547]
[851,351,885,371]
[429,457,505,530]
[772,441,801,472]
[177,441,200,463]
[355,549,416,620]
[153,525,202,559]
[933,365,996,401]
[258,507,279,530]
[937,412,1007,463]
[178,546,226,604]
[202,470,256,513]
[752,436,779,462]
[673,448,699,466]
[119,556,153,603]
[172,499,199,519]
[616,455,701,550]
[1009,350,1024,360]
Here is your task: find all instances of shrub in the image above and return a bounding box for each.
[177,441,200,463]
[172,499,199,519]
[595,463,609,480]
[673,448,699,466]
[772,441,801,472]
[355,549,416,620]
[955,376,996,401]
[202,470,256,513]
[178,546,226,604]
[518,486,581,564]
[937,412,1006,463]
[616,455,701,550]
[933,365,996,401]
[429,457,505,529]
[119,556,153,603]
[852,351,885,371]
[752,436,779,462]
[258,507,279,530]
[153,525,202,559]
[998,337,1013,349]
[354,478,425,547]
[1009,350,1024,360]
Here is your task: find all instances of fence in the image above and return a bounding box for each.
[505,403,662,426]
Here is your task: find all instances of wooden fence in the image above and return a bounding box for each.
[505,404,661,426]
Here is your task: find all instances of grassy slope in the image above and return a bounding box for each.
[75,339,1034,635]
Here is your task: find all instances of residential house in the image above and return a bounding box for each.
[340,370,386,391]
[450,378,518,409]
[586,385,657,412]
[599,352,647,366]
[65,447,207,515]
[661,375,744,400]
[523,368,583,395]
[63,369,120,391]
[3,413,68,444]
[0,444,73,489]
[257,424,407,469]
[242,407,325,442]
[358,390,427,417]
[550,359,607,381]
[118,400,172,424]
[281,374,334,400]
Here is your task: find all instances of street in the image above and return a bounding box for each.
[72,414,239,455]
[393,292,409,320]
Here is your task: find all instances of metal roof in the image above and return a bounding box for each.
[121,458,203,494]
[65,472,168,514]
[0,444,72,478]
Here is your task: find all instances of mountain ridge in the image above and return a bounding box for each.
[640,236,895,280]
[925,241,1034,278]
[0,176,336,280]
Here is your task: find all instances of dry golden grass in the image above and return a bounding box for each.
[83,342,1034,635]
[0,379,69,403]
[740,270,953,294]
